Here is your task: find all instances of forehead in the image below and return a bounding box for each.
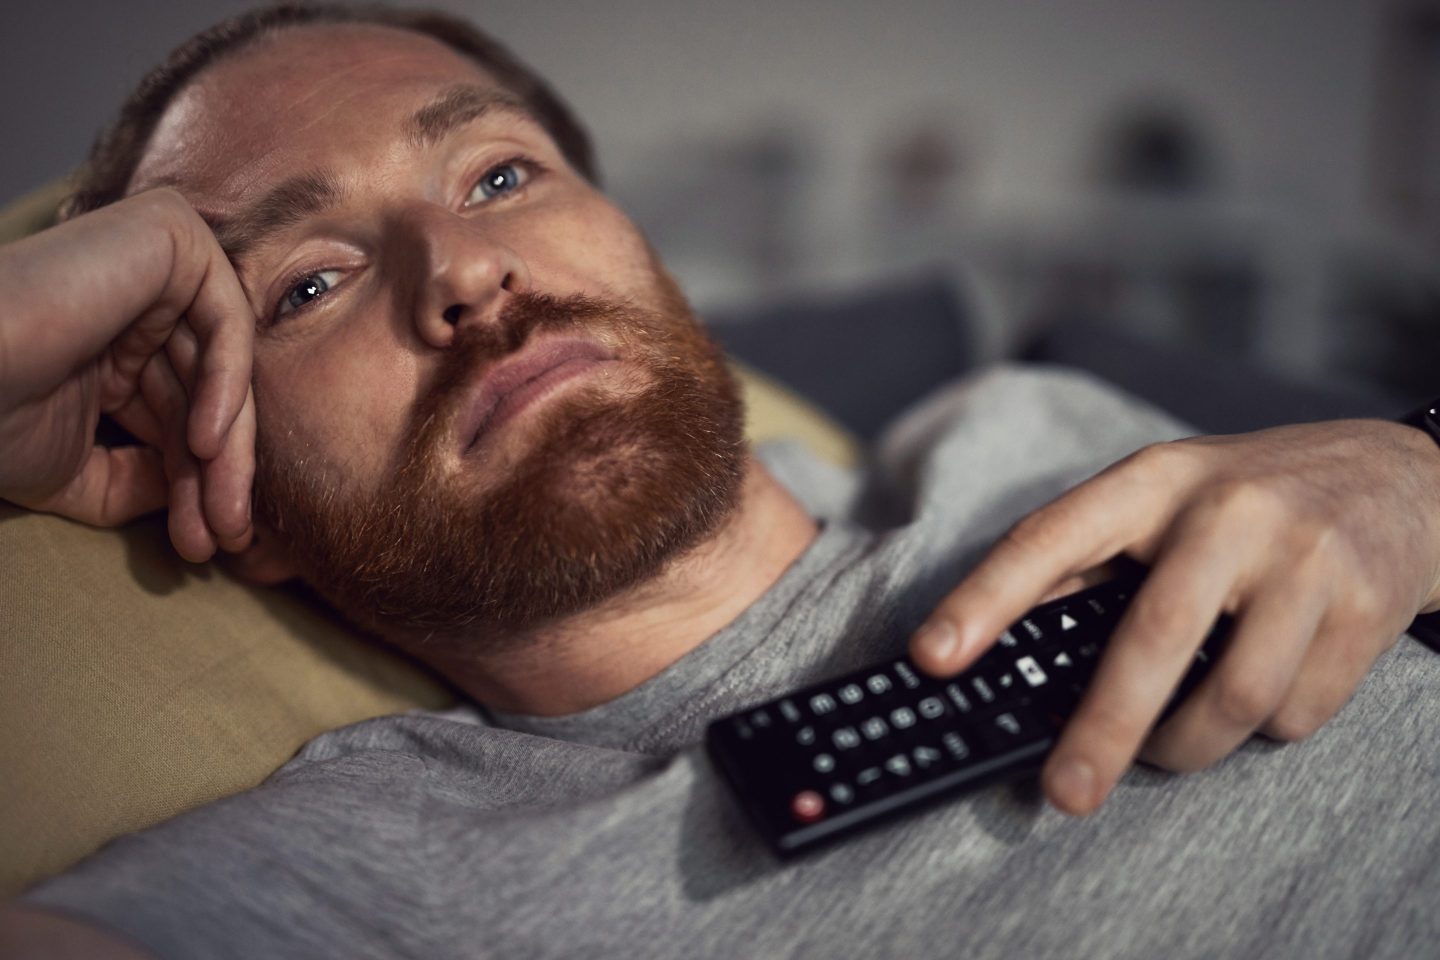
[131,23,511,208]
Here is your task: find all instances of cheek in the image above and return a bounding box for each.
[252,325,423,491]
[525,197,665,303]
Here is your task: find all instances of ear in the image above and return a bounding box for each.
[223,518,301,586]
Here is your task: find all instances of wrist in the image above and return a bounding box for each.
[1396,400,1440,613]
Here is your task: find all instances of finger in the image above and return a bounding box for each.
[22,444,167,527]
[167,324,254,548]
[1139,572,1326,771]
[1256,611,1386,744]
[140,352,215,562]
[180,243,254,461]
[205,384,256,552]
[108,393,165,449]
[910,446,1188,675]
[164,320,200,391]
[1037,562,1118,604]
[1040,509,1241,815]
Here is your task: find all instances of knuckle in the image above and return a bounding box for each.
[1338,582,1388,628]
[1197,477,1283,525]
[1209,672,1281,729]
[1125,440,1189,475]
[1264,705,1326,743]
[1118,597,1189,657]
[141,186,190,220]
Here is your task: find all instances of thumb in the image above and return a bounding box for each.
[25,444,168,527]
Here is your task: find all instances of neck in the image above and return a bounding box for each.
[405,456,819,716]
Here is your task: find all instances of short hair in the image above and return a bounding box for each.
[63,2,598,219]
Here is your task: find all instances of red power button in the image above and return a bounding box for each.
[790,790,826,823]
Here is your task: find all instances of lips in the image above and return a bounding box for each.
[457,337,616,453]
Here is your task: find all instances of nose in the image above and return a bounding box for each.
[401,205,532,349]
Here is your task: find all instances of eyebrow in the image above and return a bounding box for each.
[406,83,533,150]
[207,170,346,262]
[206,85,534,262]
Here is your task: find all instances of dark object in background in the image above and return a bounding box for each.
[708,274,1404,441]
[707,275,975,441]
[1023,314,1406,435]
[1096,103,1215,197]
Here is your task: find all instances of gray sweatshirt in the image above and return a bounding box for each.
[22,365,1440,959]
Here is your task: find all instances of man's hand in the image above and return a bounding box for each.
[908,421,1440,815]
[0,188,255,560]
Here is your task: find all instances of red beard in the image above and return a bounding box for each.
[254,281,748,645]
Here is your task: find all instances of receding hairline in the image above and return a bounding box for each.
[127,21,522,190]
[68,5,600,220]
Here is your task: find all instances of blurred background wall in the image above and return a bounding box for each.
[3,0,1437,395]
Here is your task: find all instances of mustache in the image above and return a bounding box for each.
[401,291,622,466]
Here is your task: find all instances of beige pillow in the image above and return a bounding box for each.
[0,183,861,897]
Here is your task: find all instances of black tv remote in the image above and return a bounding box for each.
[706,568,1230,857]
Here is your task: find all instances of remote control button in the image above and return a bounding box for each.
[942,731,971,760]
[893,661,922,689]
[911,745,943,770]
[861,716,890,740]
[884,754,913,777]
[866,674,893,696]
[856,766,883,787]
[809,693,837,716]
[1032,608,1079,638]
[813,753,836,773]
[735,719,753,740]
[994,670,1017,692]
[838,683,864,705]
[790,790,826,823]
[996,629,1019,648]
[1016,656,1048,688]
[829,783,855,805]
[917,696,946,720]
[971,677,996,704]
[890,707,917,729]
[976,708,1046,753]
[1018,618,1044,643]
[832,727,862,750]
[944,683,974,714]
[751,709,772,728]
[778,699,802,723]
[797,725,816,746]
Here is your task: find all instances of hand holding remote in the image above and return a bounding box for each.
[909,423,1440,816]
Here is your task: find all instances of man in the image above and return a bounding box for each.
[1,4,1437,957]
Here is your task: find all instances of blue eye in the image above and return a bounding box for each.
[467,160,531,205]
[276,269,341,319]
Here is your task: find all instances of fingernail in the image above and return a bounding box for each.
[914,619,959,662]
[1050,758,1096,814]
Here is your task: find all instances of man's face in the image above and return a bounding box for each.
[129,23,747,640]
